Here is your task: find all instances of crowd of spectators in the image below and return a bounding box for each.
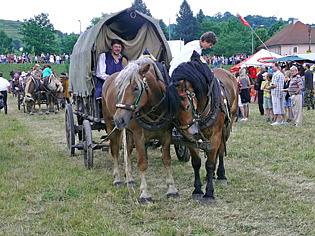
[0,53,70,64]
[204,54,248,67]
[236,62,314,127]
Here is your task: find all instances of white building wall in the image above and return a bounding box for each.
[270,44,315,55]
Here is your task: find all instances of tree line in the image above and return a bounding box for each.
[1,0,291,56]
[0,13,79,55]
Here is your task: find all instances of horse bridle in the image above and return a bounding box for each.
[174,81,200,131]
[116,76,148,111]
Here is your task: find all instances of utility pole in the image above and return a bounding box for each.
[308,25,312,53]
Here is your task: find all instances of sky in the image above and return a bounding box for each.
[1,0,314,34]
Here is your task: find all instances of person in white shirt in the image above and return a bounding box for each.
[169,31,217,76]
[0,72,11,114]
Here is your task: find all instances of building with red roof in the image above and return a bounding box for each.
[259,20,315,55]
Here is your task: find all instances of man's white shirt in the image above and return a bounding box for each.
[169,40,202,76]
[96,53,109,80]
[0,77,10,91]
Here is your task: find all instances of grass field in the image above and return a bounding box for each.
[0,94,315,235]
[0,63,69,81]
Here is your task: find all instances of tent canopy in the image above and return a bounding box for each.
[267,53,315,63]
[230,49,281,73]
[69,8,172,96]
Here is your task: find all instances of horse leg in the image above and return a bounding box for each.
[203,127,223,202]
[37,98,43,115]
[203,151,216,202]
[124,130,135,187]
[216,142,228,184]
[160,135,178,198]
[134,132,152,203]
[110,131,123,187]
[189,148,204,199]
[48,94,54,113]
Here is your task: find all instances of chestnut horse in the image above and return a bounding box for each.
[170,58,238,203]
[102,57,198,203]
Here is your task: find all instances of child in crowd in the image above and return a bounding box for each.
[261,72,273,121]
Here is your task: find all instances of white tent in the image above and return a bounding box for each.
[167,40,184,60]
[241,49,282,67]
[230,49,281,72]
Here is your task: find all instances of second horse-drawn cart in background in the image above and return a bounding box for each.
[65,8,193,168]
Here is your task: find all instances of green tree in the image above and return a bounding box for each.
[212,18,252,56]
[159,19,169,39]
[20,13,57,54]
[197,16,221,38]
[196,9,205,24]
[176,0,197,43]
[59,33,79,54]
[132,0,152,16]
[268,21,287,37]
[254,27,269,50]
[0,31,13,53]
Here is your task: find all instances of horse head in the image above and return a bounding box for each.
[114,59,154,129]
[171,79,200,141]
[46,74,64,93]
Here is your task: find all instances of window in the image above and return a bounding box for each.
[293,46,298,54]
[274,47,281,55]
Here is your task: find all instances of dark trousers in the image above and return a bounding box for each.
[0,90,8,114]
[304,89,314,109]
[257,91,264,115]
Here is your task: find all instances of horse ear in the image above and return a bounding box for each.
[139,63,151,76]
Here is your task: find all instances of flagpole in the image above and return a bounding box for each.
[237,14,271,54]
[248,25,270,51]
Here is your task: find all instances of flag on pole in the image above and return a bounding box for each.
[237,14,250,28]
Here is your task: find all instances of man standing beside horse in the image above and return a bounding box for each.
[0,72,11,114]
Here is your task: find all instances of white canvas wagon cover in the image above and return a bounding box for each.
[69,8,172,96]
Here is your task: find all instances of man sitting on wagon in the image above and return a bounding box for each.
[95,39,127,100]
[41,64,53,87]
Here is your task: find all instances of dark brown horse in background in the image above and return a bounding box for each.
[102,57,198,203]
[170,58,238,203]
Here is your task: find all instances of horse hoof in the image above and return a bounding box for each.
[200,195,216,204]
[215,178,228,186]
[125,180,136,187]
[166,192,180,198]
[45,111,50,115]
[139,197,153,204]
[192,194,204,200]
[113,181,123,188]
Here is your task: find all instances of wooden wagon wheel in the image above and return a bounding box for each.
[174,144,190,162]
[65,103,75,156]
[82,119,93,169]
